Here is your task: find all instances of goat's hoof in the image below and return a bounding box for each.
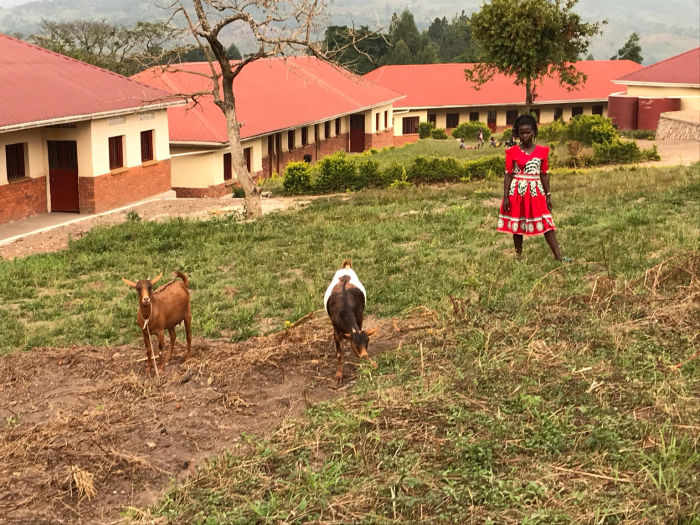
[369,359,378,369]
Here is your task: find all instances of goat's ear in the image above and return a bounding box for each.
[364,326,380,337]
[121,278,137,288]
[342,258,352,269]
[150,273,163,285]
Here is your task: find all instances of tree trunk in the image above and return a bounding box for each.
[524,79,533,114]
[223,102,262,218]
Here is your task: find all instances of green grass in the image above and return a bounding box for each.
[2,163,699,523]
[359,137,501,168]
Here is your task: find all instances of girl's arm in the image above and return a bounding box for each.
[503,148,515,212]
[539,146,552,211]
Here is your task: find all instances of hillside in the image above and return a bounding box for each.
[0,0,698,64]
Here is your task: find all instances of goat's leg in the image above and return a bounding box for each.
[183,314,192,361]
[161,327,177,368]
[333,329,344,384]
[156,331,166,368]
[142,331,154,376]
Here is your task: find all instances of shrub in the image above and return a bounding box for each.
[538,120,567,143]
[452,121,491,141]
[590,121,619,144]
[566,140,592,168]
[620,129,656,140]
[231,185,246,198]
[418,121,434,139]
[461,154,505,181]
[431,128,448,140]
[355,158,385,188]
[258,173,284,196]
[641,144,661,161]
[566,114,615,145]
[381,161,407,187]
[407,156,462,183]
[282,161,312,195]
[314,152,359,193]
[591,138,644,165]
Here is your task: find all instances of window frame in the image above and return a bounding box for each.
[402,116,419,135]
[5,143,26,182]
[223,152,232,181]
[140,129,154,163]
[288,130,295,150]
[108,135,124,170]
[446,113,459,128]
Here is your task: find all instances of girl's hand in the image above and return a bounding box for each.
[503,198,510,213]
[546,195,553,211]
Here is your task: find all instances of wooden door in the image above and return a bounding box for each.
[48,141,79,212]
[349,114,365,153]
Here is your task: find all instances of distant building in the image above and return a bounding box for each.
[133,57,403,197]
[364,61,642,144]
[609,47,700,137]
[0,33,182,226]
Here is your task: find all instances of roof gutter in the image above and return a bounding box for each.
[0,100,185,134]
[394,98,609,111]
[613,81,700,88]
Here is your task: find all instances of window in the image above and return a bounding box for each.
[592,105,604,115]
[469,111,480,122]
[446,113,459,128]
[108,136,124,170]
[243,148,251,172]
[554,107,564,121]
[402,116,419,134]
[532,109,540,123]
[428,113,436,126]
[140,130,154,162]
[376,113,380,131]
[487,111,497,126]
[223,153,232,181]
[324,121,331,138]
[314,124,319,143]
[301,127,308,146]
[288,130,295,150]
[5,143,26,181]
[384,111,388,129]
[571,106,583,117]
[335,118,341,135]
[506,110,519,125]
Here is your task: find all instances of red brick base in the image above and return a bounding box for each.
[366,129,394,149]
[394,134,419,147]
[173,170,263,198]
[79,160,171,214]
[0,177,47,225]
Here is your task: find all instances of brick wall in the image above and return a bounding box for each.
[394,134,419,147]
[173,170,263,198]
[0,177,47,225]
[79,160,171,214]
[319,134,348,157]
[366,129,394,150]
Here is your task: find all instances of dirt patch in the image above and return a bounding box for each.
[0,309,433,524]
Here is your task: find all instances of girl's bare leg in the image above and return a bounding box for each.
[544,230,562,261]
[513,234,523,258]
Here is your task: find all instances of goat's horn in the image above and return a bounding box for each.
[150,273,163,285]
[364,326,380,337]
[121,277,137,288]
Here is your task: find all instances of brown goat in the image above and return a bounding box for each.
[122,271,192,376]
[324,260,379,383]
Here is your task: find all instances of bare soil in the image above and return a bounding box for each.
[0,309,434,524]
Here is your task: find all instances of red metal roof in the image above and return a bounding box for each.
[132,56,404,143]
[0,33,179,131]
[364,61,643,109]
[614,47,700,86]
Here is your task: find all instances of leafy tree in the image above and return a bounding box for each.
[321,25,389,74]
[611,33,643,63]
[381,9,437,65]
[465,0,604,111]
[428,12,475,62]
[30,19,183,76]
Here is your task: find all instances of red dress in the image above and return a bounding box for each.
[497,144,555,236]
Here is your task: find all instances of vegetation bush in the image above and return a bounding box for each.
[314,152,361,192]
[565,114,615,145]
[282,162,312,195]
[620,129,656,140]
[418,121,434,139]
[452,121,491,140]
[407,156,463,183]
[590,121,619,144]
[591,138,649,165]
[460,154,505,181]
[537,119,567,143]
[431,128,448,140]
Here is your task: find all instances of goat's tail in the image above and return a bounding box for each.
[341,259,352,269]
[172,270,189,288]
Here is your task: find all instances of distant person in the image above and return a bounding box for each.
[459,138,466,149]
[497,114,566,262]
[489,136,501,147]
[476,128,484,148]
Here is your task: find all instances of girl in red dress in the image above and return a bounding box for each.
[498,114,563,261]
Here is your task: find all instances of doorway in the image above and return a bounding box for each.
[48,141,79,212]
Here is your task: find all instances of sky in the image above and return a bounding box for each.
[0,0,31,7]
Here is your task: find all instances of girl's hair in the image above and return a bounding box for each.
[513,114,538,137]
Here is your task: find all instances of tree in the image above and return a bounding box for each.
[611,33,642,63]
[321,25,389,74]
[380,9,438,65]
[168,0,330,217]
[428,12,475,63]
[30,19,182,76]
[465,0,604,112]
